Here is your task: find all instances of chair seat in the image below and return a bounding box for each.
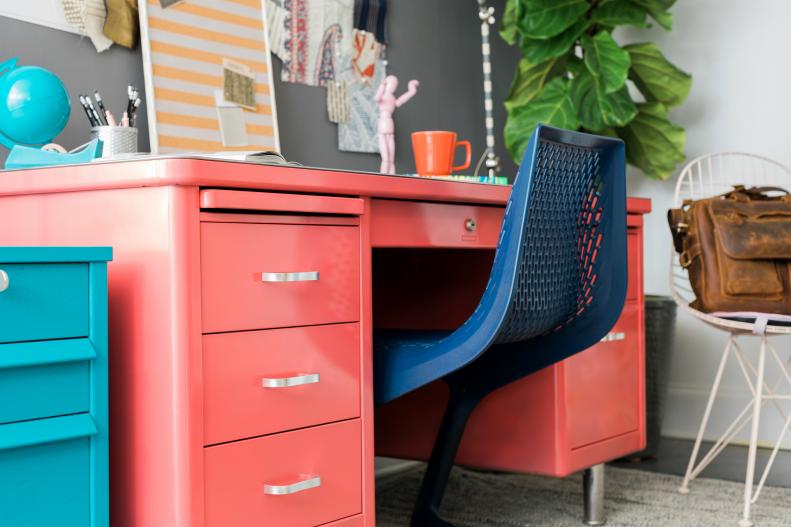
[673,297,791,335]
[374,330,455,352]
[374,329,474,404]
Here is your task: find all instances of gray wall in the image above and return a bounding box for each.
[0,16,150,160]
[0,0,519,177]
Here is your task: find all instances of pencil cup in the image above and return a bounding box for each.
[91,126,138,159]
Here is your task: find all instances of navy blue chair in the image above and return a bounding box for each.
[374,125,628,526]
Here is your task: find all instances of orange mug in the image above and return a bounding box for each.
[412,131,472,176]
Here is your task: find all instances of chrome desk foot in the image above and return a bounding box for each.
[583,464,606,526]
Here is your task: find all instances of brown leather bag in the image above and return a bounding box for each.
[668,185,791,314]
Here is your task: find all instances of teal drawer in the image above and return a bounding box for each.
[0,339,96,424]
[0,413,96,527]
[0,262,89,344]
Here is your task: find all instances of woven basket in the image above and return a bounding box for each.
[632,295,677,459]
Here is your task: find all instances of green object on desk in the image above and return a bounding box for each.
[406,174,510,185]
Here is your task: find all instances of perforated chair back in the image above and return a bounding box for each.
[376,125,627,403]
[494,132,613,343]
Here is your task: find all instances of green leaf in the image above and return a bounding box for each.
[648,9,673,29]
[500,0,519,45]
[615,102,686,179]
[567,55,585,77]
[518,0,590,40]
[591,0,648,27]
[570,69,637,132]
[504,56,566,112]
[581,31,630,94]
[629,0,675,29]
[520,19,590,63]
[625,43,692,107]
[504,77,579,161]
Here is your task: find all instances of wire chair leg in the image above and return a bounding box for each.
[740,335,767,527]
[680,334,733,494]
[410,384,482,527]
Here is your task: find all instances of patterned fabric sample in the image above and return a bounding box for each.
[354,0,387,44]
[281,0,354,87]
[351,30,380,82]
[327,81,349,123]
[266,0,289,61]
[337,55,385,153]
[104,0,139,49]
[62,0,87,33]
[61,0,114,52]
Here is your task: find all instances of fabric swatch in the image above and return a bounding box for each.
[266,0,289,61]
[61,0,114,52]
[354,0,388,44]
[104,0,139,49]
[351,30,380,82]
[327,81,349,124]
[281,0,354,87]
[337,55,386,153]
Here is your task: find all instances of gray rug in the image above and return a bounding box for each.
[376,465,791,526]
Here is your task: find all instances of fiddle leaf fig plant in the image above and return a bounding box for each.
[501,0,692,179]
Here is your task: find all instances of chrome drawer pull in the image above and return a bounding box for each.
[259,271,319,282]
[0,270,7,293]
[600,331,625,342]
[264,475,321,496]
[262,373,320,388]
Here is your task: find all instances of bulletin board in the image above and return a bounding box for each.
[139,0,280,153]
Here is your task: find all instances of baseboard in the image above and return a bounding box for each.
[663,383,791,450]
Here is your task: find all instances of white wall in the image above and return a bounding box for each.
[0,1,78,34]
[617,0,791,447]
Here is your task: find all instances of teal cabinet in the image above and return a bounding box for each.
[0,262,89,343]
[0,247,111,527]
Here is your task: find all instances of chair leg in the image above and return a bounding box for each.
[410,385,481,527]
[740,335,767,527]
[583,464,606,526]
[680,334,733,494]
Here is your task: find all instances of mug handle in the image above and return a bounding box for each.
[452,140,472,173]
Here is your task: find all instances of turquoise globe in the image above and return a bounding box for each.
[0,58,70,149]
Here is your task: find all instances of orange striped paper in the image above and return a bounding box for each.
[140,0,279,154]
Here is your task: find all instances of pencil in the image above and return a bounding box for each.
[93,91,109,126]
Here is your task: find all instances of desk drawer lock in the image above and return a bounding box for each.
[464,218,477,232]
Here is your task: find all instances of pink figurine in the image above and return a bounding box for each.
[375,75,419,174]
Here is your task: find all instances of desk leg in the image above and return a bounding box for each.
[583,464,606,526]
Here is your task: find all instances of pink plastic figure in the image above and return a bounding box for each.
[375,75,419,174]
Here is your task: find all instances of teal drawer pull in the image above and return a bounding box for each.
[0,269,8,293]
[0,413,97,451]
[0,338,96,370]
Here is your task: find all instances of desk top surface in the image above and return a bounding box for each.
[0,157,651,212]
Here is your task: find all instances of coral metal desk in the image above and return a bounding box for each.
[0,158,650,527]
